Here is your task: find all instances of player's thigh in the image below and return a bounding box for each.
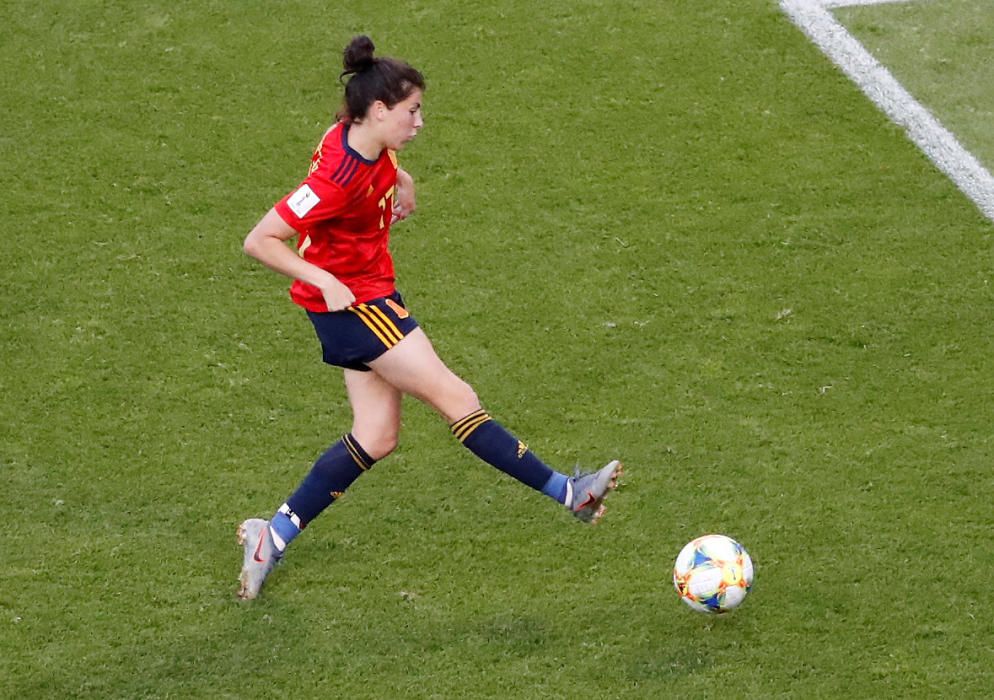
[343,368,402,458]
[368,328,479,422]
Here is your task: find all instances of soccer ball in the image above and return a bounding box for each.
[673,534,753,614]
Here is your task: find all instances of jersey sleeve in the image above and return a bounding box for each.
[274,176,350,233]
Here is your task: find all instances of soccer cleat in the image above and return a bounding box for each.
[237,518,281,600]
[567,459,623,524]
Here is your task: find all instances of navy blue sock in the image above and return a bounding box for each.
[271,433,375,549]
[451,409,563,494]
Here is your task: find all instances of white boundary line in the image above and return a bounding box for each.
[822,0,920,7]
[780,0,994,222]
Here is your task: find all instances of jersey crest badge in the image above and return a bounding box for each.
[287,184,320,218]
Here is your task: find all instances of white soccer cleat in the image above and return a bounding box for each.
[567,460,623,524]
[237,518,281,600]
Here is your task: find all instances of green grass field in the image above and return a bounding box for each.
[4,0,994,697]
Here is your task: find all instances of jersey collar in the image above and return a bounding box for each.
[341,123,380,165]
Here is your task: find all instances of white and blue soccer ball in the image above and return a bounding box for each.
[673,534,753,614]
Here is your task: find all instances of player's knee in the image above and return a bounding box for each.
[353,428,398,461]
[370,437,398,461]
[458,381,479,411]
[446,379,480,421]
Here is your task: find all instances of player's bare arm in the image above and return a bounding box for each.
[243,208,355,311]
[392,167,416,223]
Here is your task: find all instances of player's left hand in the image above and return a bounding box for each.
[392,168,416,224]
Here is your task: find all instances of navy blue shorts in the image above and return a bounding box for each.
[306,292,420,371]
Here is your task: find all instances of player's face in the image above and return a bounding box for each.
[382,90,423,151]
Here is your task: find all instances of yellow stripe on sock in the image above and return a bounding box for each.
[343,435,370,470]
[453,413,492,442]
[450,409,487,435]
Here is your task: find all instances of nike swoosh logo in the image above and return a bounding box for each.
[576,492,598,510]
[253,528,268,563]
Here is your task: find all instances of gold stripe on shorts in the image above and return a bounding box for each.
[349,303,402,348]
[367,305,404,343]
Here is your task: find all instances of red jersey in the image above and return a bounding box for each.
[274,122,399,311]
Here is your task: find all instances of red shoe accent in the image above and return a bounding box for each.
[575,492,598,511]
[252,529,268,563]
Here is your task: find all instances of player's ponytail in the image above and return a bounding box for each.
[341,34,376,76]
[337,35,425,124]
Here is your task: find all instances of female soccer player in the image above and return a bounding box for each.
[237,35,621,600]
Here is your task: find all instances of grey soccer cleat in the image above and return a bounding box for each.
[568,460,623,524]
[237,518,281,600]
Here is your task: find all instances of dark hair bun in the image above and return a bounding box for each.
[343,35,376,74]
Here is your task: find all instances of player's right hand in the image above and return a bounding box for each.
[320,278,356,312]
